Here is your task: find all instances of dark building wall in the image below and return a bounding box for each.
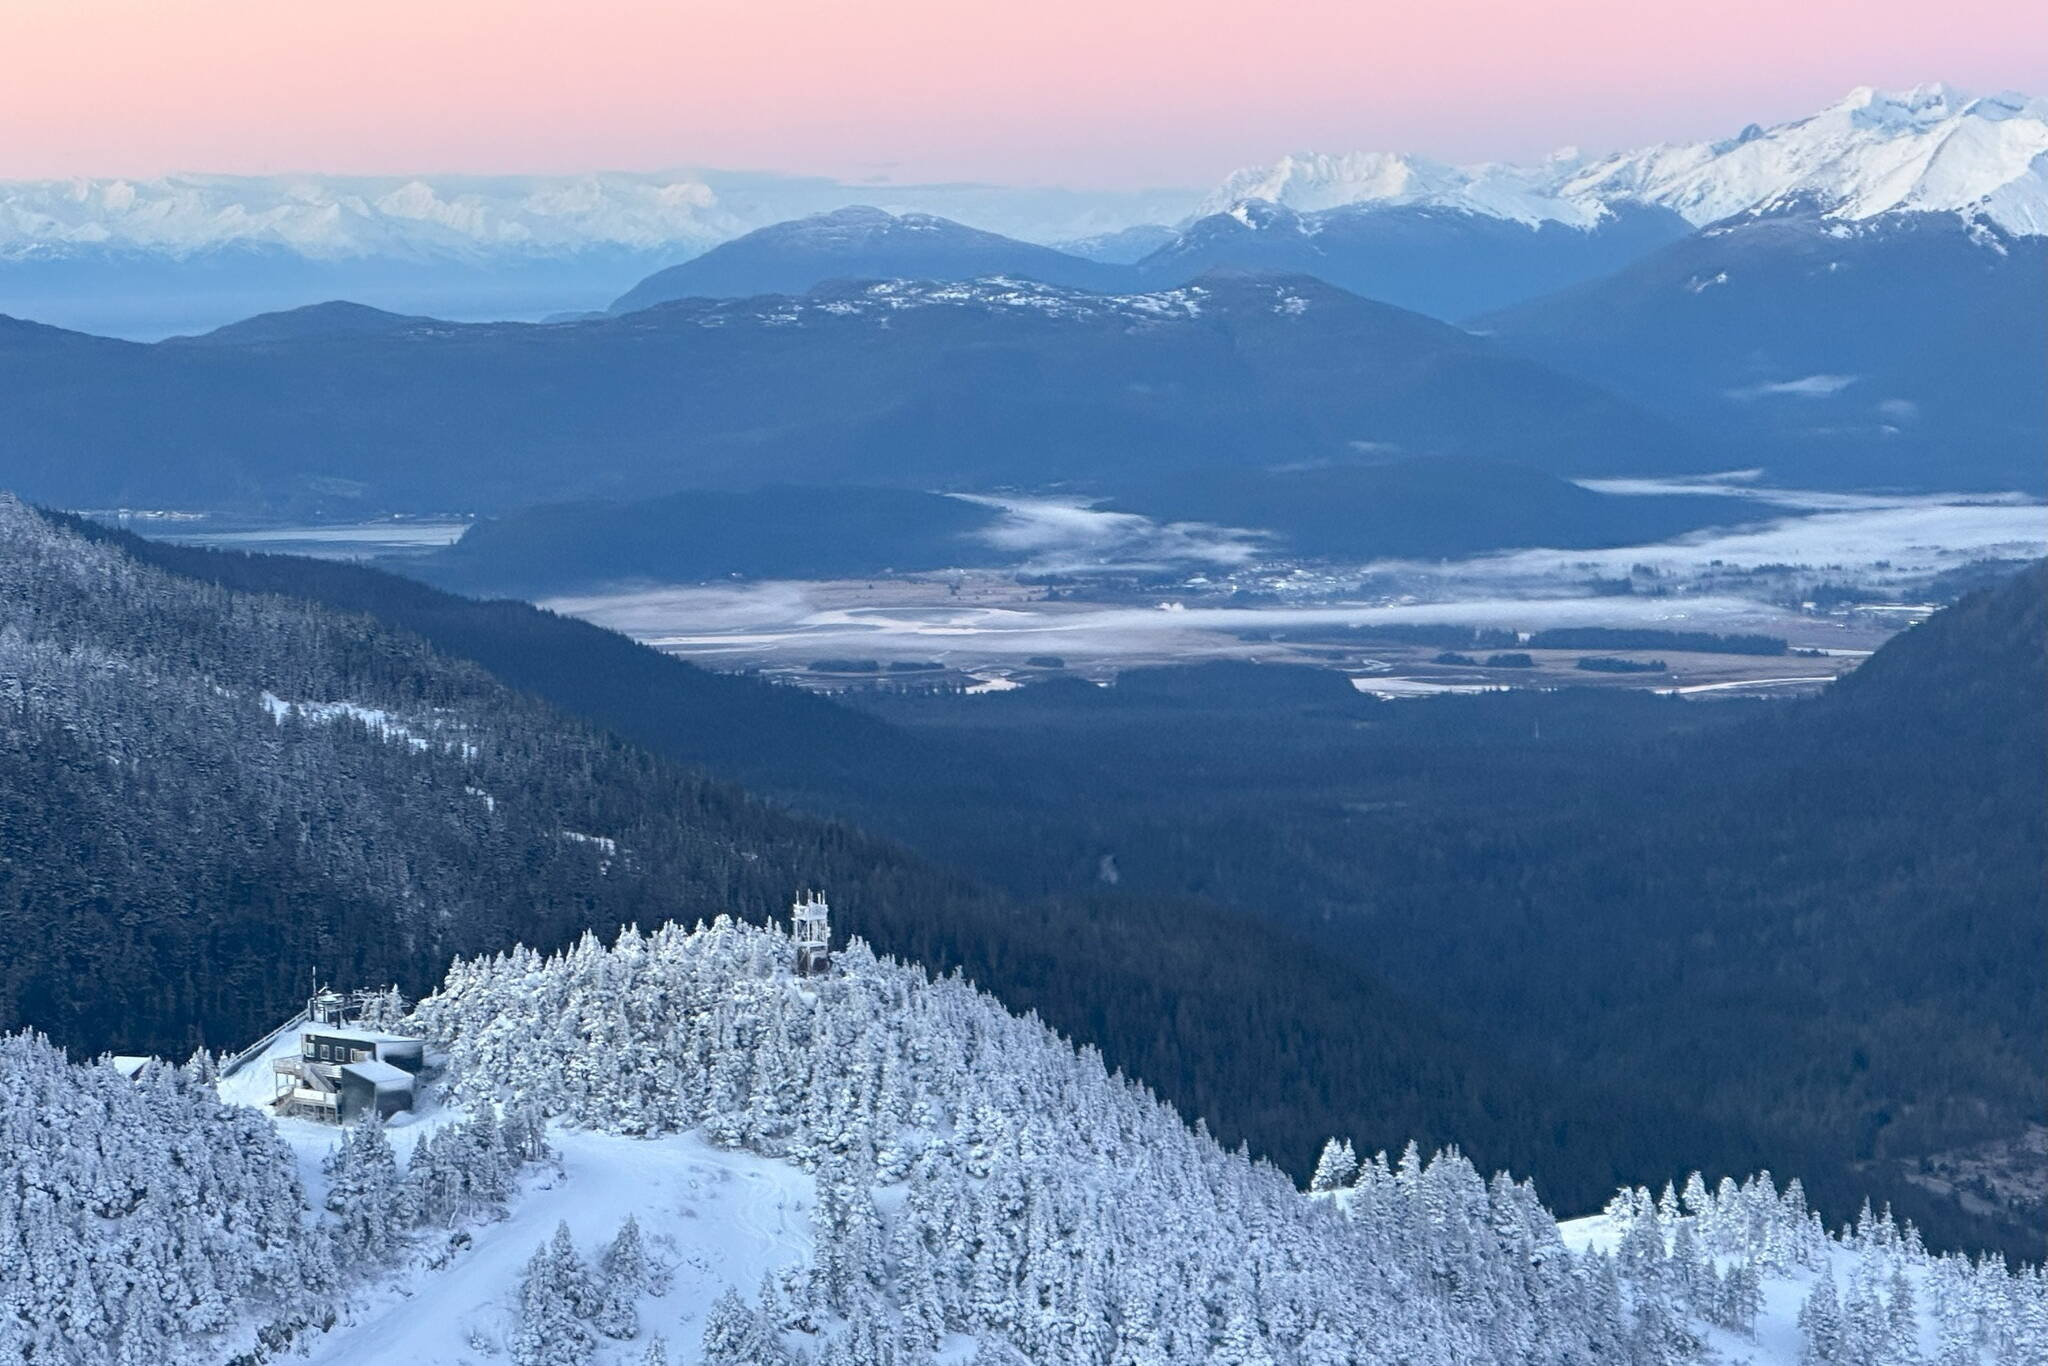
[337,1071,412,1124]
[304,1032,424,1072]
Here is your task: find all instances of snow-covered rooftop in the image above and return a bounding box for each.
[339,1058,414,1090]
[304,1026,418,1047]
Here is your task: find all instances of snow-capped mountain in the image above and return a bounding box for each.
[1567,84,2048,233]
[1201,148,1610,228]
[1479,206,2048,491]
[10,85,2036,337]
[1205,84,2048,235]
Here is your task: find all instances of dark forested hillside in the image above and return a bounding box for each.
[1098,456,1757,561]
[5,498,1766,1223]
[403,463,1763,596]
[841,569,2048,1255]
[1478,213,2048,491]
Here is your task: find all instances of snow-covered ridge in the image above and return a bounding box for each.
[1203,84,2048,236]
[624,276,1214,328]
[1204,148,1610,229]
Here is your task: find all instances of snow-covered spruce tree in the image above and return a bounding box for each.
[404,1110,516,1227]
[1309,1137,1359,1193]
[512,1238,591,1366]
[325,1116,405,1262]
[700,1285,789,1366]
[593,1217,650,1340]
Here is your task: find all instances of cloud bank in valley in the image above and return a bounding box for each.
[541,485,2044,671]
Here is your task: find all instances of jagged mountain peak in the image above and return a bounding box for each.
[1565,82,2048,233]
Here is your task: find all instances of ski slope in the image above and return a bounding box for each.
[221,1029,822,1366]
[299,1130,815,1366]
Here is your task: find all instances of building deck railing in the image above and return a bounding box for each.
[272,1057,339,1091]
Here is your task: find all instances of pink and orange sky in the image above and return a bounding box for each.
[5,0,2044,186]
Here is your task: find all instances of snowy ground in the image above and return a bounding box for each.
[1559,1215,1948,1366]
[299,1130,815,1366]
[221,1029,820,1366]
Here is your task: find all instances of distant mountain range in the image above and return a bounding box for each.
[0,272,1699,514]
[608,85,2047,323]
[605,199,1692,321]
[1125,198,1692,320]
[1207,84,2048,235]
[2,85,2038,508]
[0,171,1190,338]
[4,86,2038,335]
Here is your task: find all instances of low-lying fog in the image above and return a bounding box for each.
[542,482,2045,675]
[117,481,2043,682]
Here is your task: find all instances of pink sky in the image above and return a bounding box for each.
[6,0,2043,185]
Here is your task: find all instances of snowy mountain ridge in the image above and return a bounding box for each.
[617,275,1218,327]
[8,85,2039,274]
[1201,84,2048,236]
[9,911,2044,1365]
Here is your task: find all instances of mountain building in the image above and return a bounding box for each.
[269,989,424,1122]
